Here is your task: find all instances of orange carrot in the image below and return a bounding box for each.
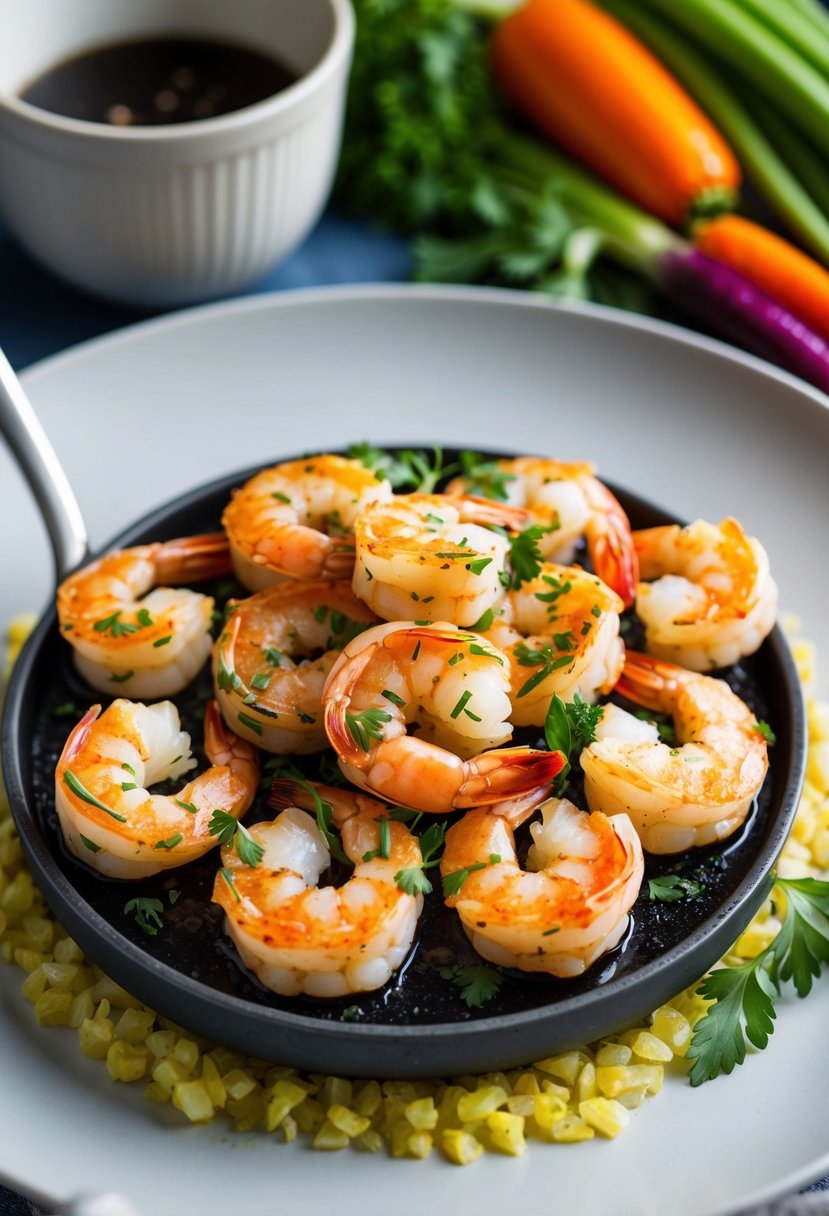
[693,214,829,343]
[490,0,741,227]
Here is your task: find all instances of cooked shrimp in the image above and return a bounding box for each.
[581,651,770,854]
[482,563,625,726]
[352,492,527,628]
[322,621,565,814]
[55,699,260,879]
[441,796,643,978]
[633,517,778,671]
[446,457,638,607]
[222,454,391,590]
[56,533,230,697]
[213,783,424,997]
[213,580,378,754]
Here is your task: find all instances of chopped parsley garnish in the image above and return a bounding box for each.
[362,816,392,863]
[250,672,272,691]
[381,688,406,708]
[237,711,264,736]
[153,833,183,851]
[754,720,777,744]
[175,799,198,815]
[648,874,706,902]
[506,525,555,589]
[345,707,392,751]
[439,964,504,1009]
[93,611,138,637]
[263,647,283,668]
[208,809,265,867]
[108,669,135,684]
[124,896,165,937]
[442,861,488,895]
[348,442,459,493]
[220,868,241,902]
[543,692,604,794]
[79,835,101,854]
[394,821,447,896]
[514,640,575,697]
[63,771,127,822]
[152,636,173,648]
[456,450,516,502]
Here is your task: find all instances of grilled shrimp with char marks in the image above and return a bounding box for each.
[323,621,565,814]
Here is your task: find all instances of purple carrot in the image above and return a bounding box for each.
[656,248,829,393]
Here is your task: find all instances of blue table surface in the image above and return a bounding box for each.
[1,211,827,1216]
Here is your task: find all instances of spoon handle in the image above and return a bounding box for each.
[0,346,88,582]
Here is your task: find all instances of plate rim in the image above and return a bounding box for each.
[3,282,829,1216]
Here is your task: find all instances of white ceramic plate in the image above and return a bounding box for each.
[2,285,829,1216]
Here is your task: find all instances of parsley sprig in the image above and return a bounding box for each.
[345,707,393,752]
[439,963,504,1009]
[208,809,265,868]
[504,524,555,589]
[543,691,603,794]
[688,876,829,1085]
[394,822,448,896]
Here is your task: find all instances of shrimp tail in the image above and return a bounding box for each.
[457,746,567,808]
[453,495,529,534]
[614,650,683,710]
[154,532,232,583]
[584,481,639,609]
[58,704,102,765]
[203,699,260,807]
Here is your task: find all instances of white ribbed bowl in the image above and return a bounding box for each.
[0,0,354,306]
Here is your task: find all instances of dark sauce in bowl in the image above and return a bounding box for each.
[19,37,298,126]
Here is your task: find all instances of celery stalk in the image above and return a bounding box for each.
[596,0,829,262]
[729,0,829,75]
[742,91,829,222]
[635,0,829,148]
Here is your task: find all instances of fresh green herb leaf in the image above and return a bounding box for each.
[93,611,138,638]
[345,706,392,751]
[687,876,829,1085]
[154,833,183,851]
[208,809,264,867]
[507,525,554,589]
[152,636,173,648]
[442,861,488,895]
[63,770,127,822]
[175,799,198,815]
[250,672,272,691]
[124,896,165,936]
[648,874,706,902]
[381,688,406,708]
[754,720,777,744]
[79,835,101,854]
[220,868,241,903]
[439,964,504,1009]
[237,711,264,736]
[108,669,135,684]
[457,451,516,502]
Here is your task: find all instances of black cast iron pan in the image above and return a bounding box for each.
[0,358,807,1079]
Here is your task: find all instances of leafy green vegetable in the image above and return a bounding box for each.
[336,0,661,308]
[688,876,829,1085]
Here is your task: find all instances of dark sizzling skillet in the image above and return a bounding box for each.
[0,424,806,1077]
